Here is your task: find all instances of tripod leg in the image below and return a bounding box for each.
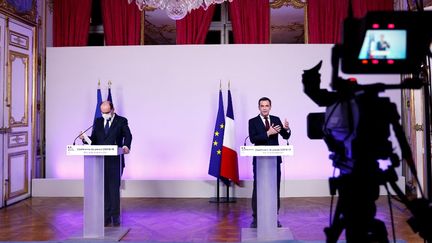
[325,198,345,243]
[369,219,389,243]
[324,222,344,243]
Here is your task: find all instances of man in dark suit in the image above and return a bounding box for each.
[248,97,291,228]
[376,34,390,51]
[86,101,132,227]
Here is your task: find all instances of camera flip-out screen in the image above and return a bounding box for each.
[341,11,432,74]
[358,29,407,60]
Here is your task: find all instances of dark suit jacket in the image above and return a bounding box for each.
[89,114,132,168]
[248,115,291,163]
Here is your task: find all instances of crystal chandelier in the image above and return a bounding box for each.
[128,0,233,20]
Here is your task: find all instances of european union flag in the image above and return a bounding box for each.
[208,89,225,179]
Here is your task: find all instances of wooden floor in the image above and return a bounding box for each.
[0,197,425,242]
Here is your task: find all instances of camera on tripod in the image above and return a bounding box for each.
[305,10,432,140]
[302,10,432,242]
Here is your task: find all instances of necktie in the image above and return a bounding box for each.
[104,118,111,134]
[264,116,270,131]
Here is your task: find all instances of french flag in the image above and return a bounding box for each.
[220,88,240,185]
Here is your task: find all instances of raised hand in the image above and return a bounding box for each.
[283,118,290,130]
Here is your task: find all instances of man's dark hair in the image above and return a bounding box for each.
[258,97,272,106]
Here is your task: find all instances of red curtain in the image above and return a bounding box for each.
[228,0,270,44]
[176,6,216,44]
[101,0,141,45]
[352,0,394,17]
[307,0,393,44]
[53,0,93,47]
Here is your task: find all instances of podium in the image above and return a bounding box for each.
[66,145,129,241]
[240,145,294,242]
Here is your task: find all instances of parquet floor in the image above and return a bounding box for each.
[0,197,425,242]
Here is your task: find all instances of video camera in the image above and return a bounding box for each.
[306,11,431,140]
[341,11,432,74]
[303,10,432,243]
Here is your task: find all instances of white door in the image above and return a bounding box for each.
[413,88,426,197]
[1,16,35,206]
[0,15,5,208]
[403,73,430,198]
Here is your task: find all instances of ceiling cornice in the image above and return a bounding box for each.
[270,0,306,9]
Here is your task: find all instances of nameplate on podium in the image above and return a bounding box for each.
[66,145,119,156]
[240,145,294,157]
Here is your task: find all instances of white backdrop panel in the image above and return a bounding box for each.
[46,44,401,181]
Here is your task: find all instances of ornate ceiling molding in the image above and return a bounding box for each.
[270,0,306,9]
[144,6,157,11]
[0,0,37,23]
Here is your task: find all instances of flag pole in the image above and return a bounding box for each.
[209,80,224,203]
[221,80,237,203]
[209,80,236,203]
[222,181,236,203]
[209,178,221,203]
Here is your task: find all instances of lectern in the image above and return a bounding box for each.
[240,145,294,242]
[66,145,129,241]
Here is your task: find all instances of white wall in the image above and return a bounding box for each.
[45,44,403,196]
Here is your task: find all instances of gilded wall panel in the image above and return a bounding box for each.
[8,131,28,148]
[7,151,28,199]
[7,51,29,127]
[9,30,29,50]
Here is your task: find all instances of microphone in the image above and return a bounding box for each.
[243,136,250,146]
[73,124,93,145]
[286,127,291,145]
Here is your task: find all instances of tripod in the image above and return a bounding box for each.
[325,160,392,243]
[302,47,430,242]
[321,89,417,243]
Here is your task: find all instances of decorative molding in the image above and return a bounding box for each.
[144,17,175,44]
[0,0,37,24]
[47,0,53,13]
[9,30,29,50]
[8,131,28,148]
[406,0,432,10]
[144,6,157,11]
[7,151,29,200]
[270,0,306,9]
[140,10,145,45]
[304,4,308,43]
[8,51,29,127]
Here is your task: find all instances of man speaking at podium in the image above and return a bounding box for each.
[248,97,291,228]
[82,100,132,227]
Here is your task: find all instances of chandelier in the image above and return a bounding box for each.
[128,0,233,20]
